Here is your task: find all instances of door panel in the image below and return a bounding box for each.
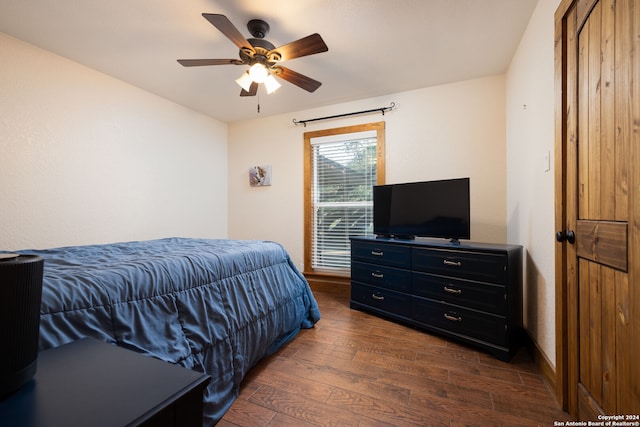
[556,0,640,418]
[578,260,619,413]
[577,0,630,417]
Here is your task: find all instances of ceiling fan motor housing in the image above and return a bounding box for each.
[240,41,279,67]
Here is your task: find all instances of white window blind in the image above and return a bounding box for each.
[310,131,377,272]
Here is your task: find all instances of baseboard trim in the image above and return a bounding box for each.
[303,272,350,297]
[523,330,557,399]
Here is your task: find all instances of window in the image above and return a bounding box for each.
[304,122,385,275]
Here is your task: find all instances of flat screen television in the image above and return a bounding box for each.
[373,177,470,241]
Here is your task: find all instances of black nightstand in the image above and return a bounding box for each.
[0,338,210,427]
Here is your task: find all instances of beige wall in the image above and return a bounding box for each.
[506,0,561,368]
[0,33,229,250]
[228,75,507,270]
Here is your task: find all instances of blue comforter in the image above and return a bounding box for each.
[17,238,320,425]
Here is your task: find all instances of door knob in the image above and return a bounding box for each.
[556,230,575,244]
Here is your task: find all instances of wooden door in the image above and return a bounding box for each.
[555,0,639,419]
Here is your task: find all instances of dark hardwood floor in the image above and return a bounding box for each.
[219,285,570,426]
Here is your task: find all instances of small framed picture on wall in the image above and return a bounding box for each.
[249,165,272,187]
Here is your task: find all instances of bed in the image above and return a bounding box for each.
[14,237,321,426]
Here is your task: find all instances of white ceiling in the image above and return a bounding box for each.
[0,0,538,123]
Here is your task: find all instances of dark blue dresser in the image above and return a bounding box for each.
[350,236,523,361]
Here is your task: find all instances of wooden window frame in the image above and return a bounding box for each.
[303,121,386,279]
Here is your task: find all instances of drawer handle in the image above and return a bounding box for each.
[371,250,384,256]
[371,272,384,279]
[444,313,462,322]
[443,259,462,267]
[372,293,385,301]
[443,286,462,295]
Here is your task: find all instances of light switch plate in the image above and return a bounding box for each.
[544,151,551,172]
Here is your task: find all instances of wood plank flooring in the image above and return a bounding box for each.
[219,286,571,426]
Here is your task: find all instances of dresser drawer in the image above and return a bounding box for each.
[351,283,412,318]
[412,248,507,284]
[351,261,411,292]
[412,272,506,315]
[351,241,411,269]
[413,298,507,347]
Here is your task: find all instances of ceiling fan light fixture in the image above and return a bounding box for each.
[264,74,281,94]
[248,63,268,83]
[235,72,253,91]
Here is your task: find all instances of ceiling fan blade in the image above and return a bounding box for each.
[274,66,322,92]
[240,82,259,97]
[269,34,328,62]
[202,13,253,50]
[177,59,241,67]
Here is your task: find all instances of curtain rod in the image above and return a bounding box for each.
[292,102,395,127]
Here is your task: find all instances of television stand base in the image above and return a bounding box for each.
[375,234,393,239]
[393,235,416,241]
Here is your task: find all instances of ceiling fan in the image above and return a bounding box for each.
[178,14,328,96]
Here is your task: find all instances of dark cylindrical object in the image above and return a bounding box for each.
[0,254,44,398]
